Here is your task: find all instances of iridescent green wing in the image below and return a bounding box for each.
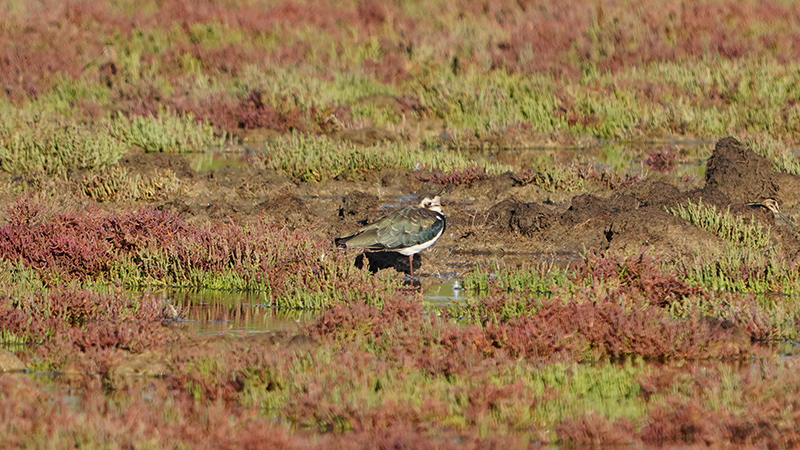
[375,207,445,249]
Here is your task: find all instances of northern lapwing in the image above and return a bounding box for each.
[335,195,446,278]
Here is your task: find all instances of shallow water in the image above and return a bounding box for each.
[148,250,584,336]
[152,288,309,336]
[422,280,463,306]
[142,280,471,336]
[187,152,250,172]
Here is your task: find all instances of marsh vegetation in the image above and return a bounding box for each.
[4,0,800,448]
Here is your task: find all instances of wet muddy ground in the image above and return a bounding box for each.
[114,136,797,291]
[100,135,800,336]
[8,0,800,445]
[5,134,800,448]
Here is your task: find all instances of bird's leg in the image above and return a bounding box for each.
[409,254,414,279]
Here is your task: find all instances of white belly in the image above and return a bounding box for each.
[396,227,444,255]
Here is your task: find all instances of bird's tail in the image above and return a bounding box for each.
[334,236,350,248]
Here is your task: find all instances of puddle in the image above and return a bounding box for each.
[151,288,313,336]
[422,280,463,306]
[156,281,470,334]
[187,152,253,173]
[447,251,581,276]
[144,281,469,336]
[137,251,577,335]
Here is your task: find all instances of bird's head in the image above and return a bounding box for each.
[418,195,443,213]
[748,198,781,215]
[748,197,797,231]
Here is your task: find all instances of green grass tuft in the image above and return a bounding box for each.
[668,198,772,249]
[107,108,225,153]
[261,133,509,182]
[82,166,183,202]
[0,112,126,175]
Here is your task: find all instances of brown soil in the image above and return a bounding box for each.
[47,136,800,286]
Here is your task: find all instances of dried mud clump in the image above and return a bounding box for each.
[255,193,315,227]
[474,136,800,258]
[339,191,380,224]
[486,199,554,235]
[705,136,777,203]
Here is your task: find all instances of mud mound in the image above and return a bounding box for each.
[621,180,683,207]
[339,191,380,224]
[256,194,315,227]
[561,193,640,226]
[487,199,554,235]
[685,186,732,209]
[774,172,800,210]
[467,136,800,260]
[481,191,729,258]
[127,136,800,278]
[705,136,777,203]
[699,136,800,213]
[605,204,725,258]
[465,135,800,261]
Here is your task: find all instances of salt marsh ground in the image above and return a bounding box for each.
[3,0,800,448]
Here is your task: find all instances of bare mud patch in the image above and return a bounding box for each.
[73,136,800,285]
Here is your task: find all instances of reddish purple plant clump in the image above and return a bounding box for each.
[0,198,185,279]
[0,286,171,375]
[578,251,703,306]
[644,147,679,173]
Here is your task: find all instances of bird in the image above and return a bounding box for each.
[335,195,446,278]
[747,198,797,233]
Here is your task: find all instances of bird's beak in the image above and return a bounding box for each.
[775,209,798,232]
